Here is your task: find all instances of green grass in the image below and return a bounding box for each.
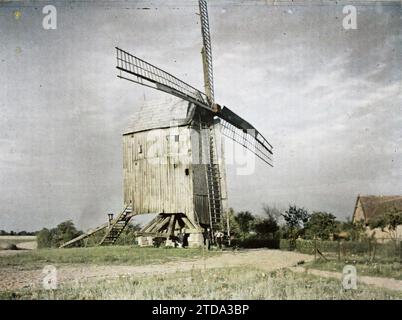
[306,259,402,280]
[2,267,401,300]
[0,246,221,270]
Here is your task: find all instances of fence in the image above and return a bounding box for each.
[280,238,402,262]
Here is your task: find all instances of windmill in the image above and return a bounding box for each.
[60,0,273,248]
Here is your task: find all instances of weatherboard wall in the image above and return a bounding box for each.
[123,126,197,223]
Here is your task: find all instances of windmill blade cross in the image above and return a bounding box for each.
[218,107,273,167]
[116,47,211,111]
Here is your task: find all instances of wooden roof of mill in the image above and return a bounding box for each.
[123,97,195,135]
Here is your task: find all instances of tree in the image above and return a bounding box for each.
[262,204,281,222]
[36,220,83,248]
[36,228,52,249]
[368,206,402,240]
[223,208,241,240]
[254,218,279,239]
[281,205,310,246]
[53,220,83,247]
[234,211,255,239]
[337,217,365,241]
[304,212,338,240]
[254,205,280,239]
[115,223,142,245]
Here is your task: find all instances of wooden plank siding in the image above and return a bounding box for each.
[123,126,197,224]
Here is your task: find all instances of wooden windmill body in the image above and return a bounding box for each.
[60,0,272,249]
[122,98,228,246]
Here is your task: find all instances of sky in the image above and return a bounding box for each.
[0,0,401,231]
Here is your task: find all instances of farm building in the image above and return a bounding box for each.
[352,195,402,239]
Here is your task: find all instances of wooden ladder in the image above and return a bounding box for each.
[206,125,222,232]
[99,205,133,246]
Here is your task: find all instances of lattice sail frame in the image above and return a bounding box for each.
[220,120,273,167]
[116,47,210,109]
[199,0,215,103]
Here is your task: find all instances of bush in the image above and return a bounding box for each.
[37,228,52,248]
[37,221,82,248]
[233,237,280,249]
[114,223,141,245]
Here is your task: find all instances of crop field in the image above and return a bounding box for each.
[0,236,37,250]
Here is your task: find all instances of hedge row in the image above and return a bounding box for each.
[280,239,401,258]
[232,238,280,249]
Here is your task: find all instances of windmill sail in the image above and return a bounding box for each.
[199,0,214,103]
[219,107,274,167]
[116,47,210,110]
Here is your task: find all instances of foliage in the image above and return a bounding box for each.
[337,218,366,241]
[232,237,280,249]
[224,208,241,239]
[36,221,83,248]
[253,205,280,239]
[281,205,310,247]
[280,238,401,263]
[36,228,52,249]
[254,218,279,238]
[262,204,282,222]
[368,207,402,240]
[114,223,142,245]
[0,230,36,236]
[234,211,255,239]
[304,212,338,240]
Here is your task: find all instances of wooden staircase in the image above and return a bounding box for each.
[99,205,133,245]
[206,125,222,232]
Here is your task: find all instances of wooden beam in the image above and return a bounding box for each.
[167,215,177,236]
[181,215,198,230]
[135,232,171,238]
[142,215,162,233]
[60,222,108,248]
[182,228,202,234]
[151,215,171,233]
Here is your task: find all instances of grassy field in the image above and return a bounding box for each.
[2,266,401,300]
[306,259,402,280]
[0,236,36,248]
[0,245,221,270]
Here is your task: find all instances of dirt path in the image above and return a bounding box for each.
[291,266,402,292]
[0,249,312,291]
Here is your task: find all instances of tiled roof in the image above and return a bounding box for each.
[359,195,402,221]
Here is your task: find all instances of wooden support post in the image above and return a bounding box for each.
[337,239,341,262]
[142,215,161,233]
[314,237,317,261]
[181,214,197,230]
[153,216,171,233]
[399,240,402,263]
[372,241,377,262]
[167,215,176,237]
